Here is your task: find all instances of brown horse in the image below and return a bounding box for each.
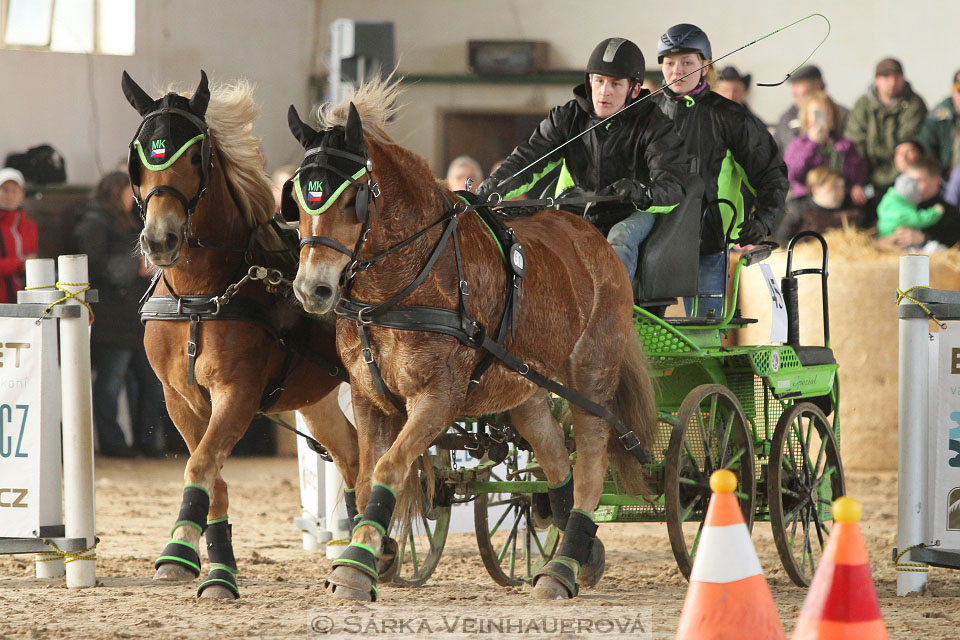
[283,78,657,601]
[121,71,359,599]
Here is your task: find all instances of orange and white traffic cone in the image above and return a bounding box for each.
[792,497,888,640]
[675,469,785,640]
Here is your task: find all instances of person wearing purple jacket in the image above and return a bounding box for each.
[784,91,867,204]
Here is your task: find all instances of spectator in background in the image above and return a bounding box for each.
[714,66,750,108]
[876,156,945,240]
[845,58,928,195]
[75,171,166,457]
[945,162,960,209]
[774,65,849,156]
[774,167,861,245]
[0,168,38,303]
[917,70,960,178]
[445,155,484,192]
[784,91,866,202]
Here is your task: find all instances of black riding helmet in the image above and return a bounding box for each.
[586,37,645,83]
[657,23,712,63]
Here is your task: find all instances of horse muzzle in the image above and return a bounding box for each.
[294,271,340,315]
[140,227,184,268]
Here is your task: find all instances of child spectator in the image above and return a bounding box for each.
[774,167,860,244]
[0,168,38,303]
[784,92,866,202]
[876,156,946,238]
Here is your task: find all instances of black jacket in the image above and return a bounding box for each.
[73,200,149,349]
[488,83,691,228]
[654,86,788,254]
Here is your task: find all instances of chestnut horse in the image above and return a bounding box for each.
[121,71,359,599]
[283,78,657,601]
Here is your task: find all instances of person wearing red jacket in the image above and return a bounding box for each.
[0,168,38,303]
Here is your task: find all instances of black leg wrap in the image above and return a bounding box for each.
[174,486,210,536]
[533,511,598,598]
[155,540,202,577]
[328,543,380,600]
[547,472,574,531]
[344,488,358,525]
[354,484,396,536]
[197,519,239,598]
[558,510,598,566]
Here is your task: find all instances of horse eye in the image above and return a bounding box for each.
[191,152,202,165]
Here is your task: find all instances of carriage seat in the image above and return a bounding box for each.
[791,345,836,367]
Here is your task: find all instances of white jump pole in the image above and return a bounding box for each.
[898,254,930,595]
[25,259,64,579]
[58,255,97,588]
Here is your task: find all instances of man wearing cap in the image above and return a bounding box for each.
[774,65,849,157]
[714,66,751,108]
[475,37,690,281]
[0,168,38,303]
[917,69,960,178]
[845,58,928,191]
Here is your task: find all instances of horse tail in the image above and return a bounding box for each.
[608,335,658,498]
[390,453,432,533]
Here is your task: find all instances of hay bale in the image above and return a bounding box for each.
[734,229,960,471]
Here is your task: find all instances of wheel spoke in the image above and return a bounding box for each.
[719,410,735,467]
[680,493,704,521]
[488,498,515,538]
[690,518,706,557]
[495,505,521,562]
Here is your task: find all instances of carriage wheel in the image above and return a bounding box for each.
[768,402,845,587]
[386,448,452,587]
[665,384,756,580]
[474,448,560,586]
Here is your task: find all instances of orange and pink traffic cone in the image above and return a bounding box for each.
[791,496,888,639]
[675,469,786,639]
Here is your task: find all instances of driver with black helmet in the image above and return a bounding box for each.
[476,37,690,282]
[654,24,788,317]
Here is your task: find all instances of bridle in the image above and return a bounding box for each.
[127,105,213,242]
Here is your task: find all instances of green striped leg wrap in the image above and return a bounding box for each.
[351,483,395,536]
[155,485,209,576]
[344,488,359,526]
[328,542,380,601]
[197,517,239,598]
[533,510,598,597]
[547,471,574,530]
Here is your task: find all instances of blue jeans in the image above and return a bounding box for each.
[91,345,166,454]
[683,252,727,318]
[606,210,655,280]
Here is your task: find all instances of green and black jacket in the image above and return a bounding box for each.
[488,83,690,228]
[654,86,788,254]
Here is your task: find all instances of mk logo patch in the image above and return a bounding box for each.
[150,139,166,159]
[307,180,324,203]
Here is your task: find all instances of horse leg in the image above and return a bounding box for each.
[508,390,573,528]
[325,394,452,602]
[154,389,209,583]
[531,413,609,600]
[297,389,361,505]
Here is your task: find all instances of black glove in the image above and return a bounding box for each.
[737,218,769,245]
[600,178,652,210]
[474,177,501,201]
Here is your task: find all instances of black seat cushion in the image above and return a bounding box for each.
[792,346,836,366]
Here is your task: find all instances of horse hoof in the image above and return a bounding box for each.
[378,537,400,583]
[325,565,375,602]
[578,539,606,588]
[198,584,236,600]
[530,575,572,600]
[154,563,197,582]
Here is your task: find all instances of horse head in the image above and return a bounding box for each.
[122,70,212,267]
[283,103,372,314]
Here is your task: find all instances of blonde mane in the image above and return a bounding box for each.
[316,74,403,142]
[166,80,276,231]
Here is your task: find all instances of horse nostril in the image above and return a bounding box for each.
[313,284,333,301]
[164,232,179,251]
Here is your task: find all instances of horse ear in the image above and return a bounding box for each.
[345,102,363,149]
[121,70,154,116]
[287,105,315,148]
[189,70,210,116]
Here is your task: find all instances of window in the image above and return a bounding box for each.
[2,0,135,55]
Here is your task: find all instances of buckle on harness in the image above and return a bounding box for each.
[618,430,641,451]
[459,280,470,296]
[357,307,374,325]
[186,340,198,358]
[371,181,381,197]
[362,347,375,364]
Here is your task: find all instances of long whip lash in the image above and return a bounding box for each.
[496,13,831,195]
